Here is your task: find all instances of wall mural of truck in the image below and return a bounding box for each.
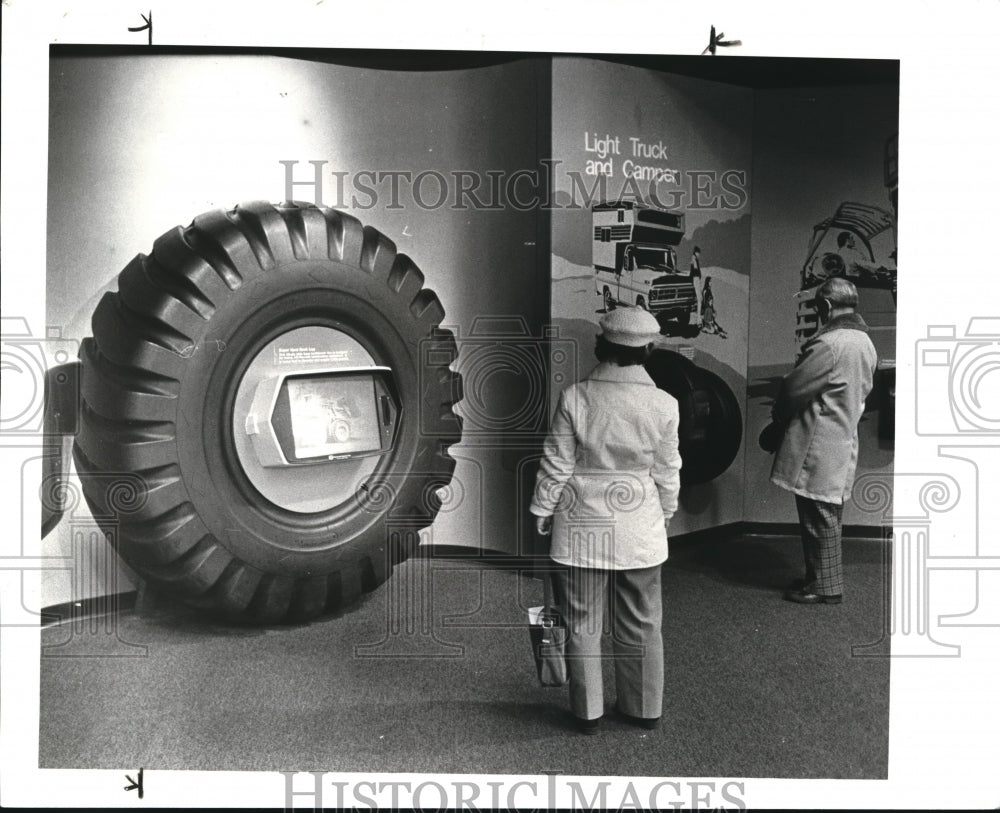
[584,199,744,485]
[592,200,698,326]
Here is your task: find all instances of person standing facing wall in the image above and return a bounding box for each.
[531,307,681,733]
[689,245,703,312]
[769,277,877,605]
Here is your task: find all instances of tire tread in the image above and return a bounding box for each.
[76,201,462,624]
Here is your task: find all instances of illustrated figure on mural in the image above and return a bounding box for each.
[699,276,728,338]
[810,231,882,283]
[689,245,703,312]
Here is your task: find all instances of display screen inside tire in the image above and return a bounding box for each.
[73,201,463,624]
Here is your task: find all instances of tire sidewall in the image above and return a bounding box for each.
[645,350,742,485]
[175,259,430,575]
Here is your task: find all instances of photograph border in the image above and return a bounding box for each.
[2,1,998,809]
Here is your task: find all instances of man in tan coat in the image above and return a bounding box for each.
[771,277,877,604]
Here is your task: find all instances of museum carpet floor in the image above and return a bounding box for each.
[39,533,890,778]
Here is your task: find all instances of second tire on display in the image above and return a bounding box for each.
[644,349,743,485]
[74,201,463,624]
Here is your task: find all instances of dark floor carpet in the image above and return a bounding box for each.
[39,534,890,778]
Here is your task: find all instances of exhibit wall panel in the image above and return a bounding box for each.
[44,52,546,606]
[548,57,754,535]
[744,82,899,526]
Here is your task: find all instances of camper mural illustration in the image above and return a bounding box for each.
[592,200,698,326]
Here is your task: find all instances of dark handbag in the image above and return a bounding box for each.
[528,572,568,687]
[758,420,785,453]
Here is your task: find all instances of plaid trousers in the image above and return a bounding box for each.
[795,494,845,596]
[550,561,663,721]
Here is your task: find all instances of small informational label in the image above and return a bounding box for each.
[275,347,350,366]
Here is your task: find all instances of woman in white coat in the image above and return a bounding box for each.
[531,307,681,733]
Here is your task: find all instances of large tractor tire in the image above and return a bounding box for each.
[645,349,742,485]
[73,201,463,624]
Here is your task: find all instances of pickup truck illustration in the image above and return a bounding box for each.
[593,200,698,325]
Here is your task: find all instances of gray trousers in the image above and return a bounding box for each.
[550,561,664,721]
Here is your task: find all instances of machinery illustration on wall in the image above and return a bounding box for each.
[792,201,897,357]
[41,200,463,624]
[795,134,898,356]
[591,199,744,485]
[793,134,898,441]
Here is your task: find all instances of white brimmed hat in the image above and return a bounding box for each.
[599,307,661,347]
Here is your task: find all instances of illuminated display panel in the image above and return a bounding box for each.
[273,373,383,461]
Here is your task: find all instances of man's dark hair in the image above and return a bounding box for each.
[595,335,651,366]
[836,231,852,249]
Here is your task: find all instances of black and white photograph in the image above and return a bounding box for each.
[1,1,998,810]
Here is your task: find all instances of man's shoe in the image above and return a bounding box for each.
[614,704,660,730]
[572,714,601,735]
[783,587,842,605]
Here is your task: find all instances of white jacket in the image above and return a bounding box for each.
[531,362,681,570]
